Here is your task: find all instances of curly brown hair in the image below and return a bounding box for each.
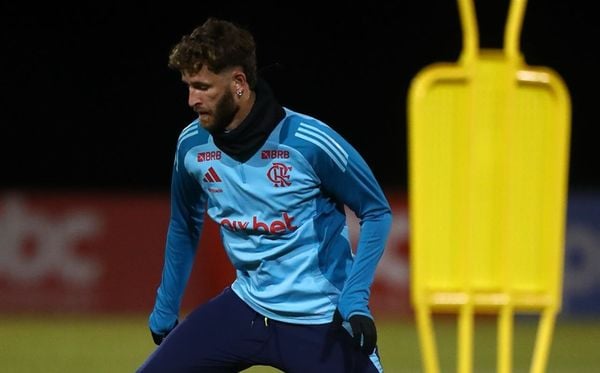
[168,18,257,88]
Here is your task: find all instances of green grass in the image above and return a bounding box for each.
[0,314,598,372]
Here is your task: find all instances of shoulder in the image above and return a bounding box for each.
[279,108,350,168]
[279,108,344,149]
[175,119,210,155]
[279,108,334,133]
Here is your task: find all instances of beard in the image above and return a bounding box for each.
[200,90,238,134]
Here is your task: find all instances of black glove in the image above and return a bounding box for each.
[333,310,377,355]
[349,314,377,355]
[150,319,178,346]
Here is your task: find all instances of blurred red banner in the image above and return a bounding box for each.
[0,191,410,317]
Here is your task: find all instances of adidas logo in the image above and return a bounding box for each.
[202,167,222,183]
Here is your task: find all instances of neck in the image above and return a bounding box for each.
[225,90,256,132]
[211,78,286,163]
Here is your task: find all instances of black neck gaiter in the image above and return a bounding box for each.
[212,79,285,163]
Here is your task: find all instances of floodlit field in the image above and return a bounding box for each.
[0,314,598,372]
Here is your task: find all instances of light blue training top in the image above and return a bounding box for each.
[150,108,392,334]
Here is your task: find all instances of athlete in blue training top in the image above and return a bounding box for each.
[137,17,392,373]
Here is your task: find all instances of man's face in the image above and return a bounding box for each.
[182,66,238,134]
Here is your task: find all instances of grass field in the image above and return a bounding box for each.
[1,314,598,372]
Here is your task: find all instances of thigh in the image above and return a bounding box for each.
[137,288,270,373]
[275,321,384,373]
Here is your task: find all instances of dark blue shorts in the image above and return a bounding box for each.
[137,287,383,372]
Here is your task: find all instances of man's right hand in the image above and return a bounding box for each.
[150,319,178,346]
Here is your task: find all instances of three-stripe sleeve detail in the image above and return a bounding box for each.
[294,122,348,172]
[174,123,198,171]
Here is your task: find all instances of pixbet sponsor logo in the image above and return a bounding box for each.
[220,212,297,234]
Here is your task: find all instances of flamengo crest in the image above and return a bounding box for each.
[267,162,292,187]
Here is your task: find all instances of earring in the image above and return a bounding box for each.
[236,89,243,97]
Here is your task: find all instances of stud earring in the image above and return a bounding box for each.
[236,89,243,97]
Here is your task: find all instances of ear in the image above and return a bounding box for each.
[231,70,247,97]
[231,70,247,90]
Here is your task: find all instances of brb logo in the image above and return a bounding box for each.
[197,151,221,162]
[267,162,292,187]
[220,212,298,234]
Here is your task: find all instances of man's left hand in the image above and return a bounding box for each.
[349,314,377,355]
[333,310,377,355]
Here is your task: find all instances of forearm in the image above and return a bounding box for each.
[149,225,199,333]
[338,211,392,319]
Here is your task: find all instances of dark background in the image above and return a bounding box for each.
[1,1,597,192]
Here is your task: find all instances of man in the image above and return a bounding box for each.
[138,17,392,373]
